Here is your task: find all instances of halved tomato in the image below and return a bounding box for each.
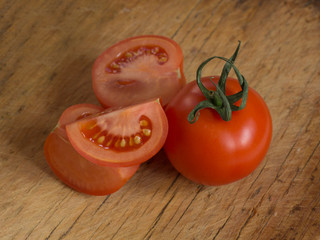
[44,104,139,196]
[66,99,168,167]
[92,35,185,108]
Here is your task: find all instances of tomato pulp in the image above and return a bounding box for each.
[164,77,272,185]
[92,35,185,107]
[44,104,139,195]
[66,99,168,167]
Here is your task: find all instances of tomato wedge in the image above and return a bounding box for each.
[92,35,185,108]
[66,99,168,167]
[44,104,139,195]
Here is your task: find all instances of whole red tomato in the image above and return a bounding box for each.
[164,43,272,185]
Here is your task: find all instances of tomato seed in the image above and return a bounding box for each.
[125,52,133,58]
[120,139,126,148]
[139,119,148,127]
[134,135,141,145]
[142,129,151,136]
[111,62,120,69]
[97,136,105,144]
[151,47,159,54]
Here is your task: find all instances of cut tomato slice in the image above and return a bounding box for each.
[44,104,139,195]
[66,99,168,167]
[92,35,185,108]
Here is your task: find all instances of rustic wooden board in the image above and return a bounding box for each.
[0,0,319,239]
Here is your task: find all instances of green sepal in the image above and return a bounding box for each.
[218,41,241,93]
[188,41,248,124]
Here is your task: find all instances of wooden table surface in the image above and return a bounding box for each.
[1,0,320,239]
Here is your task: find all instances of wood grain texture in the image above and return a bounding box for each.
[0,0,319,239]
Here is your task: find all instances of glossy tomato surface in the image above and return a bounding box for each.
[164,77,272,185]
[66,99,168,167]
[44,104,139,196]
[92,35,185,107]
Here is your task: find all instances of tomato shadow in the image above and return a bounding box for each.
[5,54,100,178]
[125,148,207,200]
[131,149,182,190]
[142,149,177,177]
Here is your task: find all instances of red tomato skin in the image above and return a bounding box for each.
[164,76,272,185]
[92,35,185,108]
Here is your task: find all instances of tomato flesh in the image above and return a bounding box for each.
[164,77,272,185]
[92,35,185,108]
[81,115,152,152]
[44,104,139,195]
[58,103,104,129]
[106,45,168,73]
[66,99,168,167]
[56,103,104,140]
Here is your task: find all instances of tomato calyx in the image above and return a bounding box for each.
[188,41,249,123]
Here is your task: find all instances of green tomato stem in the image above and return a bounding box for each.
[187,41,248,123]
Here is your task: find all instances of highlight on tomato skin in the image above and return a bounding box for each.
[43,103,139,196]
[66,98,169,168]
[92,35,185,108]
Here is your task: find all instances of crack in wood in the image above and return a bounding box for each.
[283,123,320,196]
[299,190,320,240]
[184,0,229,71]
[155,175,183,233]
[275,141,297,180]
[143,193,176,240]
[235,207,257,240]
[212,215,231,240]
[171,185,203,232]
[94,195,110,215]
[164,173,180,196]
[171,0,202,40]
[244,162,268,202]
[110,213,131,240]
[23,193,71,240]
[58,206,87,240]
[140,188,161,217]
[173,228,183,240]
[255,138,320,238]
[45,219,64,240]
[302,140,320,174]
